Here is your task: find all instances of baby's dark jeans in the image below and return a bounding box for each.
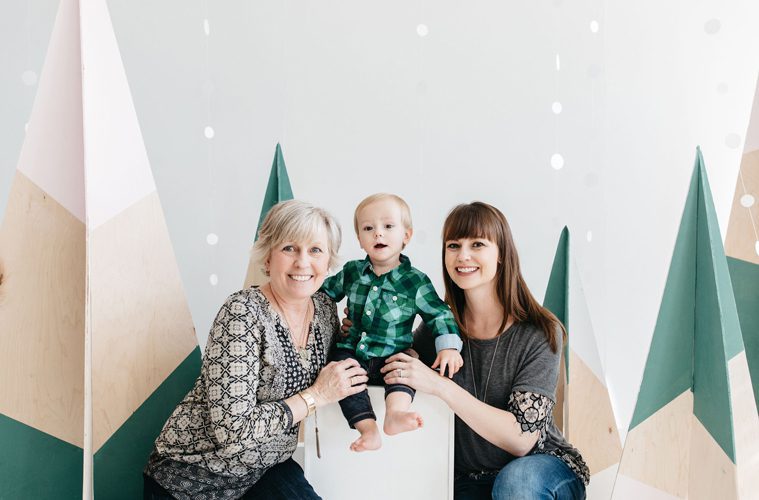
[331,348,416,427]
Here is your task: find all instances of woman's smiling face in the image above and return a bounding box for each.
[266,227,331,301]
[444,237,500,293]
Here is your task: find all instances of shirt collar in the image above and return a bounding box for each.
[360,254,411,282]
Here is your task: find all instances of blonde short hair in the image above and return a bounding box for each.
[252,200,342,271]
[353,193,413,235]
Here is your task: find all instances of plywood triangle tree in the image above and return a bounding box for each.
[0,0,201,498]
[724,78,759,414]
[612,149,759,500]
[243,143,294,287]
[543,227,622,499]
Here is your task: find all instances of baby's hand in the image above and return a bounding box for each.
[431,349,463,379]
[340,307,352,338]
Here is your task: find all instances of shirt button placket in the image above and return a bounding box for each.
[362,279,381,355]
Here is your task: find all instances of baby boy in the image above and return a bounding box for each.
[322,193,463,452]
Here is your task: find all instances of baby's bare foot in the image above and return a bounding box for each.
[383,411,424,435]
[350,426,382,452]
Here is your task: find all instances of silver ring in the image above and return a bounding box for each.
[398,368,404,378]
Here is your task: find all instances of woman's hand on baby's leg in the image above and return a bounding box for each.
[432,349,464,378]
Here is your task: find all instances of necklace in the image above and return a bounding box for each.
[267,286,312,362]
[466,334,501,402]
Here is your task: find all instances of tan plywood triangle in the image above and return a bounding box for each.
[91,193,198,450]
[567,351,622,474]
[727,353,759,498]
[725,149,759,265]
[742,79,759,155]
[616,390,693,498]
[688,417,738,500]
[0,172,85,447]
[1,0,200,496]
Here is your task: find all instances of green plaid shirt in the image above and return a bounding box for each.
[321,254,461,360]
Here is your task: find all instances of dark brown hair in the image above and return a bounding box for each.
[441,202,564,352]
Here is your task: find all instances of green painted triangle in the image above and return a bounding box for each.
[695,149,744,361]
[692,148,742,463]
[727,256,759,413]
[630,149,744,463]
[0,413,83,499]
[94,347,201,500]
[255,143,294,240]
[629,153,699,431]
[543,226,570,379]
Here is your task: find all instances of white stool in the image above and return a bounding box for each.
[302,386,454,500]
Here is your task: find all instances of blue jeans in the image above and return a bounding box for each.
[455,454,586,500]
[143,459,321,499]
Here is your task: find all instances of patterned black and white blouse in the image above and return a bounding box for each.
[145,288,338,499]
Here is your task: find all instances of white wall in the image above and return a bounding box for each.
[1,0,757,438]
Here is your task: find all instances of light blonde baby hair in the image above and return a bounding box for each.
[353,193,413,235]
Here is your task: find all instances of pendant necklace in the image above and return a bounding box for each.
[466,334,501,403]
[269,287,312,362]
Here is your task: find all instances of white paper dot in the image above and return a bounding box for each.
[24,122,29,132]
[590,20,600,33]
[717,82,729,94]
[552,102,563,114]
[209,274,219,286]
[203,19,210,35]
[740,194,755,208]
[206,233,219,245]
[416,24,429,37]
[551,154,564,170]
[555,54,561,71]
[704,19,721,34]
[204,126,215,139]
[586,230,593,242]
[21,70,37,86]
[755,240,759,256]
[725,133,741,150]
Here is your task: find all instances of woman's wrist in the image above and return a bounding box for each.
[433,373,455,400]
[307,385,327,408]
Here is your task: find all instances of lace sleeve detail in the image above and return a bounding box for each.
[507,391,554,449]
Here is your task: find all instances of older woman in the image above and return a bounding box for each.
[144,200,368,499]
[380,202,589,499]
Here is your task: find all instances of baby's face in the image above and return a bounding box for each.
[356,199,412,267]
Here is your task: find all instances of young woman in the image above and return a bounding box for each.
[381,202,589,499]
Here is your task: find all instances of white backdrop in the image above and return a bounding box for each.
[1,0,757,438]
